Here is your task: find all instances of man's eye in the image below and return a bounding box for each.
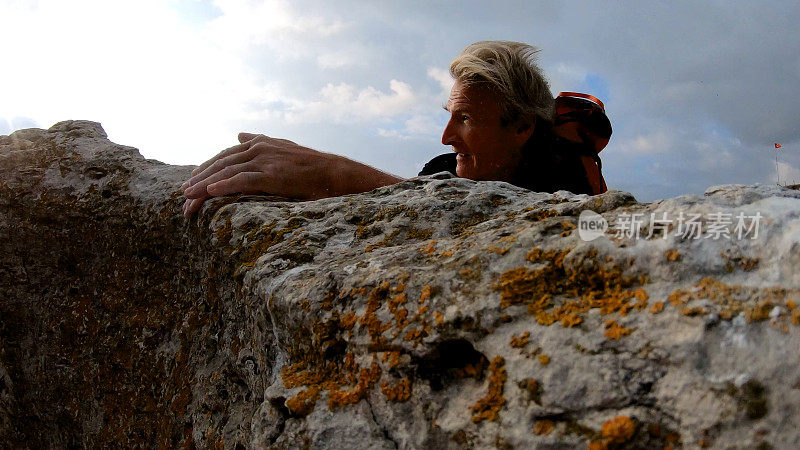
[460,115,469,122]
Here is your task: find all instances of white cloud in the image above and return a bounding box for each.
[404,114,443,136]
[427,67,453,95]
[377,129,411,140]
[376,113,445,140]
[206,0,346,59]
[210,0,345,38]
[0,0,287,163]
[283,79,418,124]
[614,132,674,155]
[317,51,361,69]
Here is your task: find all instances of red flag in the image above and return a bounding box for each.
[775,143,782,149]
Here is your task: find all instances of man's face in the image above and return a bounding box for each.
[442,79,531,181]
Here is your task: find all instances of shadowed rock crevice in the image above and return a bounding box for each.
[415,339,489,391]
[2,121,800,449]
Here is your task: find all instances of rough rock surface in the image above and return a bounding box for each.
[2,120,800,449]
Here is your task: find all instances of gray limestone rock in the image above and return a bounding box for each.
[2,120,800,449]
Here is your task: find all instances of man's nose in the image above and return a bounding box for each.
[441,119,456,146]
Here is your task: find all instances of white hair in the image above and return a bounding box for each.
[449,41,554,127]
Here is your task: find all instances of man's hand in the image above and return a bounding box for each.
[182,133,403,217]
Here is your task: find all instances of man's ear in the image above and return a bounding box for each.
[513,116,536,145]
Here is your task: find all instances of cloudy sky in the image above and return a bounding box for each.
[2,0,798,202]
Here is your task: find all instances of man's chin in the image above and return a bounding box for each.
[455,156,473,179]
[457,168,481,181]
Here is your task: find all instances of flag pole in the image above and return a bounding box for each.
[774,143,785,186]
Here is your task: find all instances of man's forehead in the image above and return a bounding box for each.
[446,81,496,111]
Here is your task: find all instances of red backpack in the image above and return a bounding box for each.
[553,92,611,195]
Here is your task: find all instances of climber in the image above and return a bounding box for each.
[182,41,607,217]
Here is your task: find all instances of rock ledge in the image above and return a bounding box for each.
[2,121,800,449]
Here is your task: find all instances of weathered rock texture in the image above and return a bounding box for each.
[2,121,800,449]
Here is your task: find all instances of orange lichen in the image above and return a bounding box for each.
[419,285,431,304]
[666,277,799,321]
[560,220,576,237]
[282,277,430,416]
[721,250,759,272]
[403,328,427,346]
[682,306,707,316]
[282,362,338,390]
[433,311,444,325]
[394,308,409,328]
[668,290,689,306]
[560,313,583,327]
[633,289,649,308]
[419,240,437,255]
[526,294,552,313]
[509,331,530,348]
[470,356,507,423]
[649,301,665,314]
[380,377,412,402]
[497,248,648,327]
[453,362,484,379]
[534,310,556,326]
[538,354,550,366]
[406,227,434,241]
[602,416,636,443]
[589,416,636,449]
[236,220,299,270]
[524,247,567,265]
[350,286,368,297]
[285,386,321,417]
[365,230,403,252]
[339,311,358,331]
[793,308,800,325]
[215,214,233,243]
[328,360,382,409]
[665,249,681,261]
[320,291,336,310]
[388,292,407,311]
[745,302,773,322]
[587,441,605,450]
[392,282,406,294]
[524,209,559,221]
[387,351,401,368]
[488,245,510,255]
[533,420,554,435]
[358,281,392,346]
[604,320,631,340]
